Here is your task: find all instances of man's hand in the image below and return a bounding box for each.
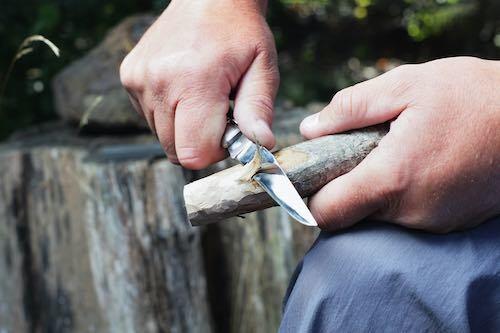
[300,57,500,233]
[120,0,278,169]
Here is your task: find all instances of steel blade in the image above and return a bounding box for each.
[223,125,317,227]
[252,147,317,227]
[253,171,317,226]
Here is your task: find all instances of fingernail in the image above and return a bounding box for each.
[300,113,319,132]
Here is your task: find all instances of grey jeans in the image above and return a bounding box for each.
[280,218,500,332]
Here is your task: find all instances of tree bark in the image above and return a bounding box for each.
[0,137,212,333]
[0,106,327,333]
[0,151,29,333]
[184,124,389,226]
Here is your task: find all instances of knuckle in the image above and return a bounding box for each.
[390,80,413,100]
[318,103,336,126]
[387,65,415,97]
[127,94,143,115]
[266,66,280,87]
[214,52,233,69]
[388,161,409,197]
[245,95,274,122]
[378,186,402,219]
[376,159,408,215]
[215,54,241,85]
[391,64,414,77]
[254,39,270,53]
[257,44,278,63]
[212,50,254,85]
[310,197,344,230]
[333,86,358,120]
[145,59,172,94]
[158,133,175,155]
[314,205,349,231]
[120,55,136,89]
[179,64,215,91]
[314,208,330,229]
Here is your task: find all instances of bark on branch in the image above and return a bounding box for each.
[184,124,389,226]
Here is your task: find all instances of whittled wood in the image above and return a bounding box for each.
[184,124,389,226]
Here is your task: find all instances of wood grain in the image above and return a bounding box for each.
[184,124,389,226]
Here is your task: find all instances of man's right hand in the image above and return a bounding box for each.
[120,0,278,169]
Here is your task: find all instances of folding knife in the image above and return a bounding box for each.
[222,121,317,227]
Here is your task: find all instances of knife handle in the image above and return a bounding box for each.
[185,124,389,225]
[221,121,242,149]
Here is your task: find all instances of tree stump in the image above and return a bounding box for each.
[0,134,212,332]
[0,106,324,333]
[0,151,29,333]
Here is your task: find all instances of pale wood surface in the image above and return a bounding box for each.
[185,124,389,225]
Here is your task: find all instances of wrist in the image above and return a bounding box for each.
[171,0,267,15]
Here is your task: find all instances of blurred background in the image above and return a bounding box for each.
[0,1,499,332]
[1,0,499,139]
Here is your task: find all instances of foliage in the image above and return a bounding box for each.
[0,35,59,107]
[0,0,499,139]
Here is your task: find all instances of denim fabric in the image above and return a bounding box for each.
[280,218,500,333]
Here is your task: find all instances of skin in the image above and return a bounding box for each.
[120,0,277,169]
[121,2,500,233]
[301,57,500,233]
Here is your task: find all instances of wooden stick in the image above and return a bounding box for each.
[184,124,389,226]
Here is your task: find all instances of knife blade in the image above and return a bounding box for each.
[222,121,317,227]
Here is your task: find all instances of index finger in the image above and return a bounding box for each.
[174,93,229,169]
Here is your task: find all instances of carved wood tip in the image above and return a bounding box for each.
[184,124,389,226]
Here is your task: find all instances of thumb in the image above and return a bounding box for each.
[308,151,393,231]
[233,50,279,149]
[301,66,411,139]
